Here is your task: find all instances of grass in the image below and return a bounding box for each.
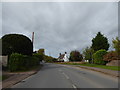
[0,65,43,81]
[56,62,120,71]
[2,75,9,81]
[0,76,2,81]
[79,64,120,71]
[0,75,9,81]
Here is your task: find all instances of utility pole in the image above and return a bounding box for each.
[32,32,34,52]
[32,32,34,43]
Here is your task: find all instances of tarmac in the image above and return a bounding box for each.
[2,64,119,88]
[2,65,42,88]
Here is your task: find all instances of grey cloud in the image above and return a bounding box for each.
[1,2,118,57]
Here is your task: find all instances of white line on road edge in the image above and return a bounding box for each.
[72,84,77,89]
[62,72,69,79]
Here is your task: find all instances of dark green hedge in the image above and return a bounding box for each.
[2,34,33,56]
[9,53,40,72]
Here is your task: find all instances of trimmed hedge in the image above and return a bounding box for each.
[93,49,107,65]
[2,34,33,56]
[9,53,40,72]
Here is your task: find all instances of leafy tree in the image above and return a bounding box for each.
[38,49,44,55]
[112,37,120,53]
[83,47,94,63]
[33,53,43,62]
[93,49,107,65]
[69,50,83,61]
[36,49,45,61]
[2,34,33,56]
[91,32,109,52]
[44,55,57,62]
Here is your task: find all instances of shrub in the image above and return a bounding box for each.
[9,53,24,71]
[2,34,33,56]
[9,53,40,72]
[31,56,40,66]
[93,49,107,65]
[33,53,43,62]
[103,51,120,62]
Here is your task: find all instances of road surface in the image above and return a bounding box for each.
[12,63,118,88]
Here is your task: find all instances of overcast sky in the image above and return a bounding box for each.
[1,2,118,58]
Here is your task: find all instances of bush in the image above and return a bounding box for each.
[33,53,43,62]
[9,53,40,72]
[9,53,24,71]
[103,51,120,62]
[93,49,107,65]
[31,56,40,66]
[2,34,33,56]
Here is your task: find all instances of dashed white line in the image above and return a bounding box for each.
[59,70,78,89]
[72,84,77,89]
[59,69,69,79]
[62,72,69,79]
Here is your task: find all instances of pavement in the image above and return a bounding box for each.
[2,65,42,88]
[11,63,118,88]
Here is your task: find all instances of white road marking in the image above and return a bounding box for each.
[72,84,77,89]
[62,72,69,79]
[59,69,78,89]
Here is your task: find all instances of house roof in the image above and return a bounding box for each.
[58,54,65,59]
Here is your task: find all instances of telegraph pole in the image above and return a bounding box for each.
[32,32,34,43]
[32,32,34,52]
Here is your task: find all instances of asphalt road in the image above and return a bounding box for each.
[12,63,118,88]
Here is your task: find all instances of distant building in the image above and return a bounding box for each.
[58,52,69,62]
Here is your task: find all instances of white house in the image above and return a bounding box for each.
[58,52,69,62]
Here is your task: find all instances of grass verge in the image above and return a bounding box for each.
[56,62,120,71]
[0,76,2,81]
[1,75,10,81]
